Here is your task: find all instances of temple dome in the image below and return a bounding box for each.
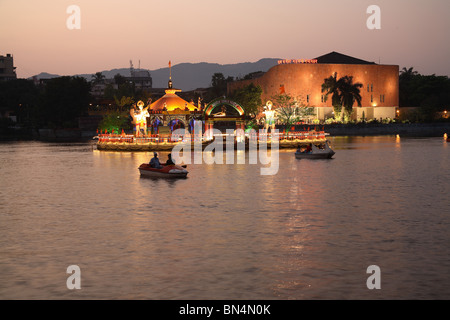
[149,86,198,112]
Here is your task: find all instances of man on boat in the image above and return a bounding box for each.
[149,152,162,168]
[305,143,312,153]
[165,153,175,165]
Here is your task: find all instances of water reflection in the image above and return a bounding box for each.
[0,136,449,299]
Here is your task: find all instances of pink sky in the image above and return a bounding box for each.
[1,0,449,78]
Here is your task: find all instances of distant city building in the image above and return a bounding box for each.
[90,69,153,98]
[228,51,399,121]
[127,69,152,91]
[0,53,17,81]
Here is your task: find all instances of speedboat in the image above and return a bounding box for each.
[138,163,188,178]
[295,140,335,159]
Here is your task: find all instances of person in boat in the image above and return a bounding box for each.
[149,152,162,169]
[305,143,312,153]
[165,153,175,166]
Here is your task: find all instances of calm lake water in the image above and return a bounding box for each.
[0,136,449,300]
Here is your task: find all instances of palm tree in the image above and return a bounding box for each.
[91,72,105,85]
[321,73,362,122]
[400,67,418,78]
[339,75,362,120]
[321,72,343,119]
[399,67,419,107]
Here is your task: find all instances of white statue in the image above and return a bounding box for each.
[130,100,150,136]
[263,101,276,132]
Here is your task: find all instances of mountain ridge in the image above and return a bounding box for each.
[29,58,280,91]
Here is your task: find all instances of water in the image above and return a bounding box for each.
[0,136,449,299]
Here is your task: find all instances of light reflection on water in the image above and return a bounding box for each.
[0,136,449,299]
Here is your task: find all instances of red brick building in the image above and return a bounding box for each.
[227,52,399,121]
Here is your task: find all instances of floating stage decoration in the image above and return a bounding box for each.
[96,133,210,151]
[95,129,329,151]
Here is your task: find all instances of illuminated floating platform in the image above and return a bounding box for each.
[96,131,329,151]
[97,138,211,151]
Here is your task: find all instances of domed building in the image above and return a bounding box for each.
[147,77,202,134]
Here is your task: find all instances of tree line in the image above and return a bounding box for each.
[399,67,450,122]
[0,77,91,132]
[1,68,448,136]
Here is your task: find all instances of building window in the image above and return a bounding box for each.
[306,95,310,103]
[367,84,370,92]
[371,84,373,92]
[371,95,373,103]
[380,94,385,103]
[321,95,324,103]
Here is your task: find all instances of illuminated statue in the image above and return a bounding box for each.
[263,100,276,132]
[130,100,150,136]
[212,106,226,117]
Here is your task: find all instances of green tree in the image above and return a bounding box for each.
[113,96,135,112]
[98,111,130,133]
[321,72,342,119]
[271,94,314,134]
[0,79,39,127]
[399,68,450,121]
[37,76,91,128]
[114,74,126,85]
[210,73,227,97]
[399,67,419,107]
[339,75,362,121]
[103,83,116,100]
[321,72,362,122]
[230,83,262,118]
[91,72,105,85]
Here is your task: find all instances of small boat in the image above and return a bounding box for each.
[295,140,335,159]
[138,163,188,178]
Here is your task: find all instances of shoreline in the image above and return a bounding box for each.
[315,122,450,137]
[1,122,449,142]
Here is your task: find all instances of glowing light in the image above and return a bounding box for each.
[278,59,318,65]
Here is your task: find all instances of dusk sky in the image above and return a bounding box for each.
[1,0,449,78]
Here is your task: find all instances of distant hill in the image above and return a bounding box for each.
[29,58,280,91]
[29,72,61,79]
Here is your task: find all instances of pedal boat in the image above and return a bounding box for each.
[295,141,335,159]
[138,163,188,178]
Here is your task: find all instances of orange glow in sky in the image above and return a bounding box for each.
[1,0,449,78]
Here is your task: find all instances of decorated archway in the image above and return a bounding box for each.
[168,118,186,132]
[204,99,245,137]
[150,117,163,134]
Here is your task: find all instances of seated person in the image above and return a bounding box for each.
[149,152,162,168]
[305,143,312,153]
[165,153,175,165]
